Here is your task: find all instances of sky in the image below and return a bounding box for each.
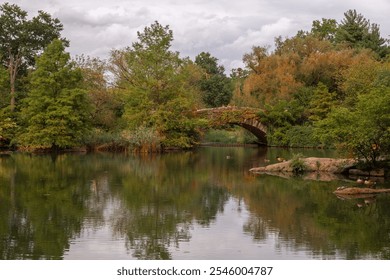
[7,0,390,72]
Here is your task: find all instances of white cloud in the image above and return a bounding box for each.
[8,0,390,73]
[261,17,294,37]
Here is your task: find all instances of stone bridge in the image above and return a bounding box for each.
[195,106,267,145]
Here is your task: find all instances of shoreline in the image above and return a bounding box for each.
[250,157,388,178]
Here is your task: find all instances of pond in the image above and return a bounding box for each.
[1,147,389,260]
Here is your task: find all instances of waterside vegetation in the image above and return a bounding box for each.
[0,3,389,169]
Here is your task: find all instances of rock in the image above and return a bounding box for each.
[249,157,356,174]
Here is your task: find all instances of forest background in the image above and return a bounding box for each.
[0,3,389,167]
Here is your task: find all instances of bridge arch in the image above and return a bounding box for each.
[195,106,267,145]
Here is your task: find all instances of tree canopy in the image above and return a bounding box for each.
[195,52,233,107]
[230,9,390,163]
[110,21,203,150]
[0,3,388,159]
[335,9,389,58]
[0,2,65,110]
[17,39,90,149]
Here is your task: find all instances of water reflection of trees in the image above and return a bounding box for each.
[0,154,95,259]
[236,175,390,259]
[108,152,229,259]
[2,149,390,260]
[0,152,232,259]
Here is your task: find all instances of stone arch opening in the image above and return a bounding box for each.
[195,107,268,146]
[231,123,267,145]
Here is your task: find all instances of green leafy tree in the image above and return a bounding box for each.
[0,2,65,110]
[0,65,8,99]
[0,108,17,147]
[315,87,390,167]
[110,21,202,150]
[76,55,124,147]
[311,18,338,42]
[308,83,337,122]
[340,55,383,106]
[17,39,90,150]
[195,52,233,107]
[258,101,298,146]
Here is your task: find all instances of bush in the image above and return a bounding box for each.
[290,153,307,175]
[285,125,319,147]
[121,126,162,153]
[84,128,124,151]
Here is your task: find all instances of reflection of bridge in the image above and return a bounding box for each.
[195,106,267,145]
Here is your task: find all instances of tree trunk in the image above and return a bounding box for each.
[10,74,16,111]
[8,53,20,112]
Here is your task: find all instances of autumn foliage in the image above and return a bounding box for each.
[0,4,389,161]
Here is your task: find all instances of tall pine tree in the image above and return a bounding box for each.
[336,9,389,58]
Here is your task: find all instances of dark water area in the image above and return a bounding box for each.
[1,147,389,260]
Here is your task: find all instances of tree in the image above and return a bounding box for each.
[315,87,390,167]
[76,55,123,132]
[0,3,65,110]
[258,101,298,146]
[340,55,382,106]
[0,65,8,105]
[17,40,90,150]
[110,21,202,150]
[195,52,233,107]
[311,18,338,42]
[308,83,337,122]
[242,51,302,106]
[299,49,374,94]
[335,9,389,58]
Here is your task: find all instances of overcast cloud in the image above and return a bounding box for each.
[8,0,390,72]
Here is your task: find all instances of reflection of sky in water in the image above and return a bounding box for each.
[64,201,130,260]
[169,198,315,260]
[64,197,330,260]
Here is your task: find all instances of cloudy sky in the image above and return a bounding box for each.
[9,0,390,72]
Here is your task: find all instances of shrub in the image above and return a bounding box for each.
[122,126,162,153]
[290,153,307,175]
[285,125,319,147]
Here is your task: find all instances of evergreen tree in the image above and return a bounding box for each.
[308,83,337,122]
[336,9,389,58]
[17,39,90,150]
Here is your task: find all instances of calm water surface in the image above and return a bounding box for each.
[1,147,389,259]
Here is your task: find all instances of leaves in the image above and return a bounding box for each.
[0,3,65,109]
[17,40,90,149]
[194,51,233,108]
[315,87,390,165]
[111,22,202,150]
[335,9,389,58]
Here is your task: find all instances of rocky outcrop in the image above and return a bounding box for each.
[249,157,356,174]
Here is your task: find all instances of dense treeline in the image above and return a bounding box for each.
[231,9,390,167]
[0,3,389,166]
